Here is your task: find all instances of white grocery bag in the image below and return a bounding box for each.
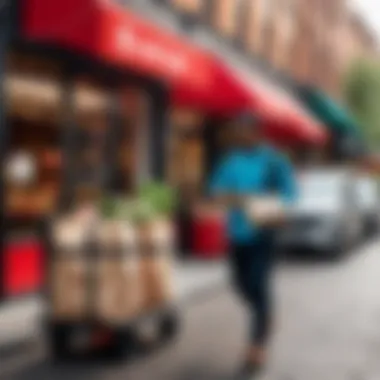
[245,196,286,227]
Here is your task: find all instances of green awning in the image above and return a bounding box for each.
[297,86,362,139]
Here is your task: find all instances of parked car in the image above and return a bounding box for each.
[354,175,380,237]
[278,168,362,256]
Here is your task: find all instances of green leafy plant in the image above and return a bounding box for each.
[98,182,177,223]
[98,195,119,220]
[344,59,380,148]
[138,182,178,218]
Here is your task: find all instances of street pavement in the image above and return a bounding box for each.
[2,239,380,380]
[0,260,227,350]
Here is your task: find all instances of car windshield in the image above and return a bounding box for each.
[356,178,378,205]
[297,172,344,208]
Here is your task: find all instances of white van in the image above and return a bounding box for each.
[278,168,362,256]
[354,175,380,236]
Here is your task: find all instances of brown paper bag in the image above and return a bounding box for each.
[50,216,90,320]
[138,220,175,311]
[51,257,88,320]
[95,221,142,324]
[95,258,141,324]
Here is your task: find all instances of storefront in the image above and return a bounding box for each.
[0,0,215,301]
[169,60,328,194]
[168,67,329,255]
[0,1,329,300]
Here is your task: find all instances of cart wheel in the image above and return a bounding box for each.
[158,313,180,343]
[48,324,70,361]
[111,327,136,360]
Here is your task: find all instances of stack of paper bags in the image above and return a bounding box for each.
[138,219,175,311]
[95,220,142,324]
[51,214,90,321]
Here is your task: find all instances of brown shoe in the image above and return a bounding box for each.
[237,361,262,380]
[247,346,267,367]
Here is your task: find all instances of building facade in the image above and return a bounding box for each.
[340,12,377,70]
[159,0,377,97]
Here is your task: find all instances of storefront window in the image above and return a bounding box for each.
[118,86,148,191]
[4,54,63,228]
[167,109,205,200]
[69,79,110,204]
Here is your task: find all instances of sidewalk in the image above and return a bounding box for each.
[0,260,227,350]
[0,296,43,351]
[174,259,228,303]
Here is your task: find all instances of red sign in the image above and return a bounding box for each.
[3,238,45,297]
[96,5,214,88]
[23,0,214,89]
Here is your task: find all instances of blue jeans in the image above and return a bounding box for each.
[230,235,275,345]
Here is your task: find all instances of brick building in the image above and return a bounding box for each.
[135,0,376,97]
[340,12,378,70]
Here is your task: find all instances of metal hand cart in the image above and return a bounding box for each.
[43,217,180,362]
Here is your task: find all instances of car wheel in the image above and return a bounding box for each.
[329,227,350,259]
[368,215,380,237]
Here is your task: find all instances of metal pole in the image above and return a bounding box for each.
[59,67,77,212]
[104,90,123,194]
[0,0,12,301]
[148,84,169,181]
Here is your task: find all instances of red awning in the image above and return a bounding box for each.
[22,0,327,145]
[228,67,329,145]
[172,58,252,116]
[173,60,328,145]
[22,0,215,91]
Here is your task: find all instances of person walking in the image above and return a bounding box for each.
[209,111,297,377]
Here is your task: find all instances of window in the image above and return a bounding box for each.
[213,0,240,38]
[244,0,264,53]
[262,0,274,26]
[165,109,206,203]
[235,0,251,45]
[171,0,204,14]
[69,79,110,204]
[4,54,64,223]
[205,0,217,24]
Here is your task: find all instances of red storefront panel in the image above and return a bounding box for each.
[3,238,45,297]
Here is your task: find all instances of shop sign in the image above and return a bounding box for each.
[99,7,213,87]
[22,0,214,87]
[114,26,188,79]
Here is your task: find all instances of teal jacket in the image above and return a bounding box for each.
[209,145,297,243]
